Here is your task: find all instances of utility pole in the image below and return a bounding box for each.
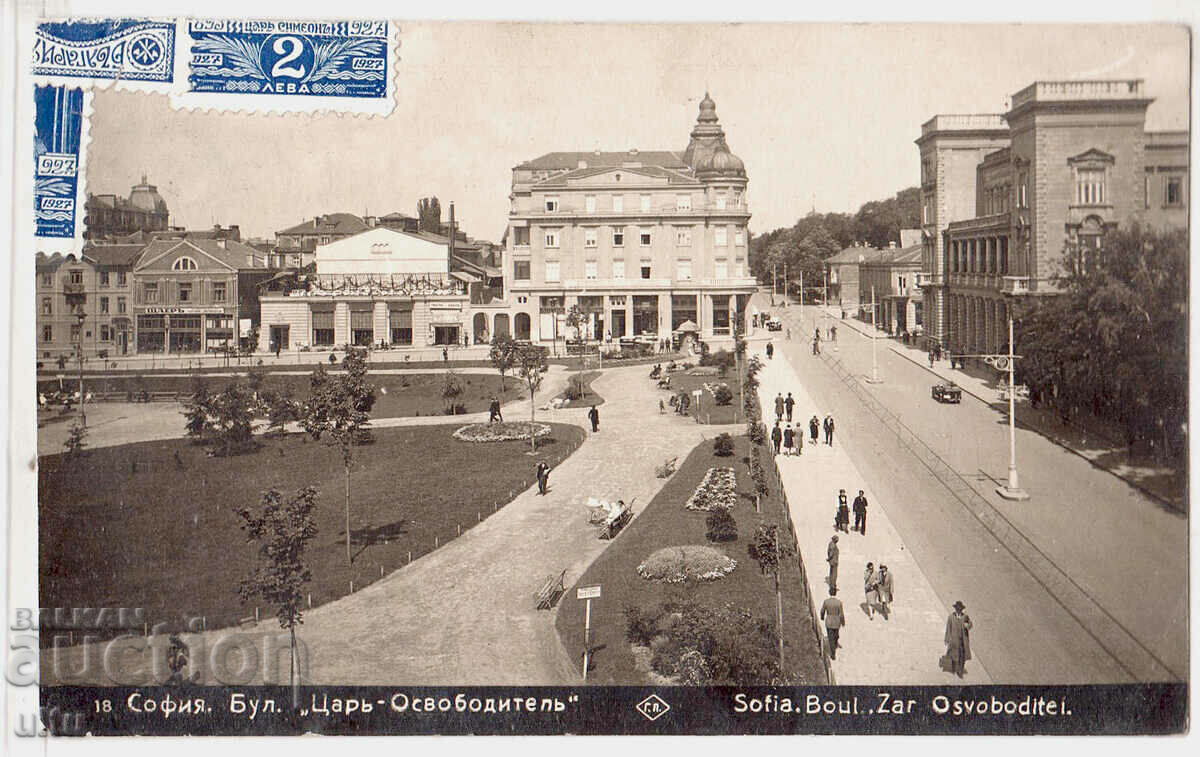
[772,263,777,305]
[867,286,881,384]
[783,260,788,306]
[996,313,1030,500]
[75,309,87,427]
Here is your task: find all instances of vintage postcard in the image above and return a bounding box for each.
[4,0,1193,742]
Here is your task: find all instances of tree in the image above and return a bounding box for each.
[206,381,258,456]
[441,370,464,414]
[64,421,88,458]
[417,196,442,235]
[235,486,319,705]
[488,334,518,400]
[564,304,587,385]
[302,348,376,566]
[515,343,546,454]
[182,376,211,444]
[265,384,301,436]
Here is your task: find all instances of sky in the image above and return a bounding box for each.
[86,22,1190,243]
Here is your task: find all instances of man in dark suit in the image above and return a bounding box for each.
[785,392,796,422]
[588,404,600,432]
[536,462,550,495]
[824,414,835,446]
[852,490,868,534]
[820,587,845,659]
[826,535,839,592]
[771,422,783,455]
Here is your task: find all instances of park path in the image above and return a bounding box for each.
[755,341,990,684]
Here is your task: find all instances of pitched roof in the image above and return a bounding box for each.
[534,163,696,187]
[84,244,146,267]
[277,213,367,237]
[136,238,265,270]
[517,151,688,170]
[864,244,923,266]
[826,245,885,264]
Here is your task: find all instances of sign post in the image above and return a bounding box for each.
[692,389,703,424]
[577,585,601,680]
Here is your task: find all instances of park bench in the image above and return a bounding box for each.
[599,502,633,540]
[534,569,567,610]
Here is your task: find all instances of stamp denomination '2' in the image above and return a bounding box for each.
[187,19,389,98]
[32,19,176,83]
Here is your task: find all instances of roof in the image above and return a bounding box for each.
[862,244,923,266]
[379,211,416,221]
[84,244,146,267]
[826,245,885,265]
[136,238,266,270]
[534,163,696,187]
[899,229,922,248]
[517,150,688,170]
[277,213,367,237]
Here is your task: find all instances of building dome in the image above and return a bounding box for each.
[683,92,747,180]
[129,175,168,215]
[697,91,718,123]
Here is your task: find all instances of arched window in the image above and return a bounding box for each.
[172,257,198,271]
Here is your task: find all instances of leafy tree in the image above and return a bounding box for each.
[441,370,464,414]
[488,334,518,400]
[713,384,734,406]
[417,196,442,235]
[206,381,258,457]
[265,384,301,436]
[713,432,735,456]
[515,343,546,454]
[302,348,376,566]
[748,522,793,575]
[235,486,319,704]
[64,421,88,458]
[182,376,212,444]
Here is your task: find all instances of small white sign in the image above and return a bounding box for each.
[577,585,602,600]
[692,390,702,398]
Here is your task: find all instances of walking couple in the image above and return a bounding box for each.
[862,562,894,620]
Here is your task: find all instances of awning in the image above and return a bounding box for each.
[450,270,481,283]
[675,320,700,333]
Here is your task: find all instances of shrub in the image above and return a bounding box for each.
[705,507,738,542]
[712,432,735,457]
[565,375,586,400]
[748,421,766,446]
[644,601,783,685]
[655,456,678,479]
[637,545,736,583]
[64,421,88,457]
[624,605,658,646]
[713,384,734,406]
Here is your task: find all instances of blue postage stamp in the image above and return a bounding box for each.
[33,85,84,238]
[187,19,389,99]
[32,19,176,83]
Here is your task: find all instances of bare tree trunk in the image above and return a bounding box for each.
[344,458,352,567]
[290,625,298,707]
[530,388,536,454]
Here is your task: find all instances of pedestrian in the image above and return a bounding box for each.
[809,415,820,445]
[826,535,839,592]
[820,588,845,660]
[852,490,868,535]
[944,601,973,677]
[774,393,784,422]
[836,489,850,533]
[929,350,935,369]
[659,398,665,414]
[863,562,879,619]
[442,346,448,363]
[823,414,835,445]
[488,397,503,424]
[766,342,774,360]
[786,328,791,341]
[771,422,783,455]
[588,404,600,432]
[785,392,795,422]
[812,334,821,356]
[275,340,282,359]
[876,565,894,619]
[783,424,795,456]
[831,325,837,342]
[535,461,550,495]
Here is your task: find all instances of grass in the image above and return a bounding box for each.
[40,373,525,419]
[39,422,585,639]
[554,434,827,685]
[555,371,605,409]
[657,369,743,425]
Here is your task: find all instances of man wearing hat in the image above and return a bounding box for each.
[820,587,845,660]
[944,600,973,677]
[876,565,894,618]
[826,535,840,592]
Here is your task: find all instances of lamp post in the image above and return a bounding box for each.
[995,313,1029,500]
[74,308,87,427]
[866,286,882,384]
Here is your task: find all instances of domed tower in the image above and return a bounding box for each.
[128,175,169,230]
[682,93,747,185]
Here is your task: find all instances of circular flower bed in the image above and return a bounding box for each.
[453,421,552,442]
[637,545,737,583]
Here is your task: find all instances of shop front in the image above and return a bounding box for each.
[135,306,239,354]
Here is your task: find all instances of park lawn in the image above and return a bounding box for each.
[555,371,605,409]
[39,422,585,638]
[555,434,827,685]
[657,369,743,425]
[41,372,524,419]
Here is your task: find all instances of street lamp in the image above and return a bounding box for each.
[865,285,882,384]
[74,308,87,427]
[995,313,1029,501]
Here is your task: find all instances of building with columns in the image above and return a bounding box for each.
[502,93,757,346]
[916,79,1188,356]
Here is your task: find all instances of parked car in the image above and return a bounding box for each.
[766,317,783,332]
[931,382,962,404]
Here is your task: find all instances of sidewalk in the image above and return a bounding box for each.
[822,307,1184,511]
[755,344,992,685]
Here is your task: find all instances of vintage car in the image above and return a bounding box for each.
[931,382,963,403]
[766,317,783,331]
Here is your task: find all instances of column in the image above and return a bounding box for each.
[702,292,713,335]
[373,301,389,346]
[625,296,633,338]
[985,299,994,353]
[334,301,350,346]
[661,293,672,335]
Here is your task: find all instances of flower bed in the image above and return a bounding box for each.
[453,421,552,442]
[702,381,730,396]
[685,467,738,511]
[637,545,736,583]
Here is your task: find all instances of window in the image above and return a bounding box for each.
[676,194,692,211]
[99,271,110,287]
[320,235,331,245]
[545,260,560,282]
[612,195,624,213]
[213,282,227,302]
[41,297,51,315]
[612,227,624,247]
[585,195,596,213]
[100,325,111,341]
[585,260,598,280]
[178,282,193,302]
[514,260,531,280]
[41,273,52,287]
[612,259,625,279]
[172,256,198,271]
[69,270,83,284]
[1076,169,1106,205]
[1145,176,1151,209]
[640,194,651,212]
[514,227,530,246]
[42,325,52,342]
[99,296,109,314]
[117,271,127,287]
[70,324,80,342]
[715,227,728,247]
[715,193,726,210]
[640,261,652,279]
[715,259,728,279]
[733,190,742,206]
[117,297,126,314]
[1017,172,1028,208]
[677,258,692,280]
[144,282,159,303]
[584,228,598,248]
[735,259,745,278]
[734,229,745,246]
[639,229,651,246]
[544,230,560,248]
[545,196,559,212]
[676,228,692,246]
[1166,176,1184,207]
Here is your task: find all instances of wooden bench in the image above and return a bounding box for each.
[599,504,633,540]
[534,569,566,610]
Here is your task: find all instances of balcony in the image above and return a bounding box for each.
[62,279,86,296]
[1001,276,1030,295]
[1010,80,1146,111]
[915,272,942,288]
[920,114,1007,136]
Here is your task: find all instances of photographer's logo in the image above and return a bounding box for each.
[635,694,670,722]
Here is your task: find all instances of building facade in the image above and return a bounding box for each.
[273,213,370,269]
[917,79,1188,356]
[84,176,171,241]
[35,246,141,362]
[503,94,756,345]
[859,240,923,335]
